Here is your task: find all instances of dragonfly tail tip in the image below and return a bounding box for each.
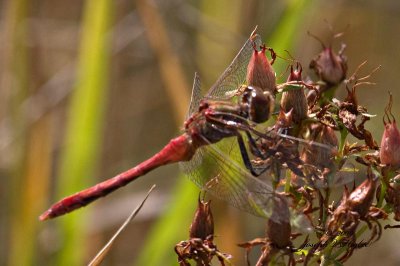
[39,210,51,221]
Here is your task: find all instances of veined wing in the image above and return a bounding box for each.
[306,161,359,189]
[186,72,202,119]
[180,133,312,231]
[205,34,262,99]
[186,33,262,119]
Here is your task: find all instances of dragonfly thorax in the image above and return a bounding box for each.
[240,86,274,123]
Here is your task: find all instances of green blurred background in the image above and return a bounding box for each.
[1,0,400,265]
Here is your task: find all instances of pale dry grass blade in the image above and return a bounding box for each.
[88,185,156,266]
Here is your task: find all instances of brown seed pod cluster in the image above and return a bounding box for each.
[175,27,399,266]
[175,198,231,266]
[238,195,296,266]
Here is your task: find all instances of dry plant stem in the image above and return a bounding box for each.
[377,170,388,208]
[322,188,331,226]
[88,185,156,266]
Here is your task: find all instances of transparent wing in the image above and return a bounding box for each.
[186,72,202,119]
[186,33,262,117]
[312,161,359,189]
[180,133,312,231]
[292,155,359,189]
[205,34,262,99]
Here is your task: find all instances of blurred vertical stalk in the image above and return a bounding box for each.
[196,0,242,88]
[9,116,53,266]
[135,0,190,124]
[0,0,29,265]
[0,0,28,120]
[55,0,113,265]
[134,0,197,265]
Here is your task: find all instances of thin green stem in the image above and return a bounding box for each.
[331,225,368,259]
[284,170,292,193]
[338,129,348,157]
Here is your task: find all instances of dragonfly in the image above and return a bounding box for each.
[39,31,323,229]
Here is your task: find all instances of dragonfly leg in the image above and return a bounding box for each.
[245,131,267,159]
[236,134,267,177]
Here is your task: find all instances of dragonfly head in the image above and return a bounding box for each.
[241,86,274,123]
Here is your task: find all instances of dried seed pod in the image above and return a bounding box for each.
[266,195,291,248]
[189,198,214,240]
[238,195,295,266]
[346,176,377,218]
[246,44,277,95]
[176,198,231,266]
[280,63,308,124]
[309,41,347,87]
[327,173,377,234]
[380,93,400,168]
[320,172,386,263]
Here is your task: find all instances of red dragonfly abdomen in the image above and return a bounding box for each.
[39,134,194,220]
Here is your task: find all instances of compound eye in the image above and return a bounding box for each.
[242,86,274,123]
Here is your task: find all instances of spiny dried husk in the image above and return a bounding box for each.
[327,176,377,234]
[246,45,276,95]
[281,65,308,124]
[337,87,378,149]
[346,177,377,218]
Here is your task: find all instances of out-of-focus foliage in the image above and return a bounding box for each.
[54,0,113,265]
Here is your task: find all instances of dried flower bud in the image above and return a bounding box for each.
[280,64,308,124]
[380,94,400,168]
[238,195,294,266]
[189,199,214,240]
[380,123,400,167]
[309,37,347,87]
[346,176,376,218]
[327,173,377,233]
[246,44,276,95]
